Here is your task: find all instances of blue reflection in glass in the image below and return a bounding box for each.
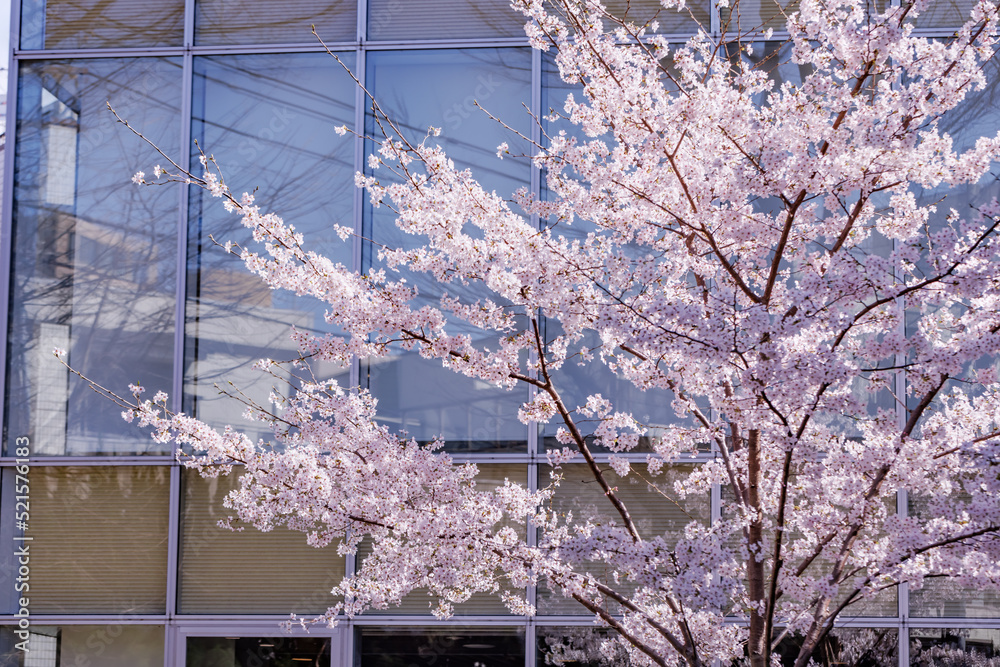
[5,58,182,455]
[363,49,533,452]
[184,53,357,442]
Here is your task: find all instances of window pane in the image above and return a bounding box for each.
[187,637,329,667]
[908,51,1000,244]
[184,53,356,443]
[368,0,526,40]
[195,0,356,45]
[537,464,709,615]
[0,625,164,666]
[20,0,183,49]
[910,628,1000,663]
[537,627,899,667]
[722,0,801,31]
[9,466,170,613]
[363,49,533,453]
[356,628,524,667]
[539,57,704,455]
[774,629,898,667]
[357,464,527,616]
[721,1,886,33]
[912,1,976,28]
[604,0,710,34]
[179,469,345,614]
[539,325,696,453]
[908,493,1000,618]
[5,58,182,456]
[367,0,708,41]
[910,579,1000,618]
[537,627,634,666]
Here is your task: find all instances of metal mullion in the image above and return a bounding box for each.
[358,38,529,51]
[172,46,193,416]
[448,452,531,465]
[523,38,539,615]
[350,44,365,395]
[357,0,366,43]
[527,45,541,466]
[533,615,607,626]
[165,466,181,667]
[889,48,908,663]
[165,465,181,619]
[525,615,536,667]
[184,0,195,47]
[585,450,714,463]
[0,35,20,451]
[9,0,20,52]
[343,41,367,647]
[350,615,526,626]
[13,47,186,59]
[165,43,195,667]
[0,615,170,623]
[0,0,22,450]
[166,623,181,667]
[0,456,174,466]
[188,42,358,56]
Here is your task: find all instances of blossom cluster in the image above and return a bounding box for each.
[121,1,1000,665]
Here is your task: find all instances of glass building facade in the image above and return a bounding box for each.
[0,0,997,665]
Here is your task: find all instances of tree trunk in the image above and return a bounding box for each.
[746,429,768,667]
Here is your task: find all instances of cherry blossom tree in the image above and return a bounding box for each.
[86,0,1000,665]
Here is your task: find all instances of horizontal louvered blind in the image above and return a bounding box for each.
[30,466,169,613]
[718,484,897,618]
[358,464,527,616]
[179,469,344,614]
[537,463,708,615]
[721,0,801,31]
[367,0,707,41]
[195,0,356,45]
[912,0,974,27]
[908,493,1000,618]
[721,1,890,32]
[41,0,183,49]
[602,0,710,34]
[367,0,525,40]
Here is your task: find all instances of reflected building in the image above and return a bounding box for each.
[0,1,998,666]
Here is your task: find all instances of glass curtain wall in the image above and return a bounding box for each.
[1,1,998,667]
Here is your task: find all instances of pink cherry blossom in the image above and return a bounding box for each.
[110,1,1000,666]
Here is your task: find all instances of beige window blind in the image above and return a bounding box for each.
[722,1,891,32]
[29,466,170,613]
[718,480,897,618]
[195,0,356,45]
[601,0,710,34]
[35,0,183,49]
[179,468,345,614]
[909,493,1000,618]
[357,463,528,616]
[537,463,708,615]
[368,0,708,41]
[60,625,165,667]
[721,0,801,32]
[912,0,975,27]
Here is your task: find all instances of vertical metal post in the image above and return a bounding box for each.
[0,0,22,449]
